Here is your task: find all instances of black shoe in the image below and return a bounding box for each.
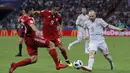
[65,60,70,64]
[15,53,22,57]
[110,62,114,70]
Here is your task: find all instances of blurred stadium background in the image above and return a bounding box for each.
[0,1,130,73]
[0,0,129,30]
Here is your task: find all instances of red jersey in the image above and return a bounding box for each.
[19,15,36,38]
[40,10,62,40]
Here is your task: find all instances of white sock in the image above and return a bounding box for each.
[88,55,94,68]
[70,40,80,46]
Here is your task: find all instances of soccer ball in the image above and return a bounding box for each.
[73,60,83,69]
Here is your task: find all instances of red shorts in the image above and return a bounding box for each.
[44,33,62,46]
[24,37,50,56]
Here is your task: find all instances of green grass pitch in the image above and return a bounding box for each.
[0,36,130,73]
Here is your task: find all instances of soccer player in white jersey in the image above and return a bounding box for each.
[68,7,89,53]
[81,10,125,72]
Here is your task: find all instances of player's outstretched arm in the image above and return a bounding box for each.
[33,11,40,14]
[29,23,43,37]
[108,24,126,31]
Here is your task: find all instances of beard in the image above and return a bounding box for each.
[90,18,95,22]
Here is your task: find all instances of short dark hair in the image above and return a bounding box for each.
[81,4,86,8]
[24,7,33,13]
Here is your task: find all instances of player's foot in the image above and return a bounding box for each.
[85,48,89,54]
[65,60,72,67]
[68,62,73,67]
[9,62,16,73]
[56,64,68,70]
[68,44,72,50]
[110,62,114,70]
[15,53,22,57]
[81,66,92,72]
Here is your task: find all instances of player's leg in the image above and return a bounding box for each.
[98,41,114,70]
[15,37,23,57]
[85,40,89,54]
[35,37,68,70]
[55,38,72,65]
[81,41,98,72]
[46,41,68,70]
[84,29,89,54]
[9,46,38,73]
[15,32,24,57]
[68,31,83,50]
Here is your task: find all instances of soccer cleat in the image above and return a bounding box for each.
[81,66,92,72]
[65,60,72,67]
[68,63,73,67]
[15,53,22,57]
[56,64,68,70]
[110,62,114,70]
[9,62,16,73]
[65,60,70,64]
[68,44,72,50]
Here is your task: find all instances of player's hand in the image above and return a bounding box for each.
[59,31,63,37]
[84,36,89,40]
[83,24,86,29]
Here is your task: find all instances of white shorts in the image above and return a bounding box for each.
[77,29,89,41]
[77,31,83,41]
[89,40,109,55]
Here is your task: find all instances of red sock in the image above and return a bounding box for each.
[15,58,32,67]
[49,48,59,66]
[61,49,68,61]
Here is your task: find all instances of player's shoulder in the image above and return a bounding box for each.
[96,18,103,21]
[41,10,51,13]
[19,15,27,22]
[78,14,83,17]
[85,14,88,17]
[84,19,90,24]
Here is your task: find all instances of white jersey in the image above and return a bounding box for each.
[76,14,89,32]
[84,18,108,40]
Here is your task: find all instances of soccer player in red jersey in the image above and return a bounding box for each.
[9,8,68,73]
[34,4,72,66]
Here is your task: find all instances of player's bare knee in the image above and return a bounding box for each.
[19,38,23,44]
[58,45,64,51]
[30,55,38,63]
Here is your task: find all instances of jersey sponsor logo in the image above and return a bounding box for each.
[0,30,8,36]
[71,30,77,36]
